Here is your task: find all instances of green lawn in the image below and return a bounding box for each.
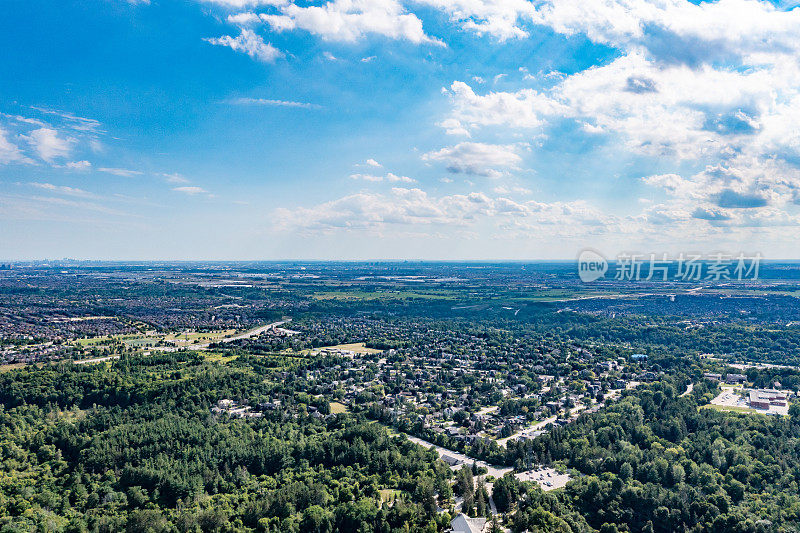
[329,401,349,414]
[700,404,764,415]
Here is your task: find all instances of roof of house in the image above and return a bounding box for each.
[451,513,487,533]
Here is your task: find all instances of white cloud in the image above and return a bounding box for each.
[173,186,210,195]
[228,97,320,108]
[439,26,800,223]
[29,107,103,134]
[205,28,282,62]
[413,0,536,40]
[201,0,287,7]
[350,172,416,182]
[423,142,523,177]
[437,118,470,137]
[365,158,382,167]
[0,127,29,164]
[227,12,263,24]
[98,167,143,177]
[275,187,612,235]
[23,128,74,161]
[29,182,96,198]
[441,81,565,134]
[493,184,531,195]
[66,160,92,170]
[261,0,441,44]
[163,173,190,184]
[531,0,800,66]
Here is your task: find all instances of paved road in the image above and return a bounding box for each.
[74,321,290,361]
[219,320,287,343]
[496,416,557,447]
[183,320,290,350]
[403,434,512,479]
[402,433,508,516]
[496,400,595,448]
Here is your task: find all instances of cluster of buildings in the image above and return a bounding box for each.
[290,341,653,450]
[704,372,747,384]
[705,372,796,416]
[211,399,263,418]
[748,389,789,411]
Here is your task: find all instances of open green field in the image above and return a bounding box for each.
[700,404,765,415]
[164,329,237,343]
[73,333,143,347]
[311,289,458,301]
[320,342,383,354]
[329,401,349,414]
[0,363,28,373]
[203,352,239,364]
[73,329,238,349]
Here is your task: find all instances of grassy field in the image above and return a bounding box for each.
[311,290,457,301]
[73,329,238,349]
[74,334,140,346]
[164,329,237,343]
[329,401,349,414]
[203,352,239,364]
[700,403,765,415]
[0,363,28,373]
[315,342,383,354]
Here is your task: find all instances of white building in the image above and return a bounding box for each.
[450,513,488,533]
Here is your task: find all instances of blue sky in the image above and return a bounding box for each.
[2,0,800,260]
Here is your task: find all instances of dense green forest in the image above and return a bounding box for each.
[516,379,800,532]
[2,351,800,532]
[0,354,453,532]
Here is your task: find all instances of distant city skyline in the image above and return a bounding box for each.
[2,0,800,260]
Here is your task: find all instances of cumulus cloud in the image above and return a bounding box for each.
[227,12,263,24]
[205,28,282,62]
[275,187,611,234]
[350,172,416,183]
[441,52,795,160]
[493,184,531,195]
[691,207,731,221]
[437,118,471,137]
[258,0,441,44]
[440,81,565,135]
[423,142,523,177]
[530,0,800,66]
[201,0,287,7]
[413,0,536,40]
[65,160,92,170]
[714,188,769,209]
[433,0,800,232]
